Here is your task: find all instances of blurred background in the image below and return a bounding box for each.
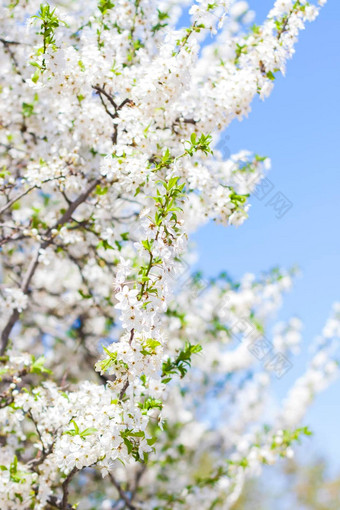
[192,0,340,473]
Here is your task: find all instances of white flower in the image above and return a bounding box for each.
[4,288,28,312]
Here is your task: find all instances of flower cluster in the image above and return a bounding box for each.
[0,1,334,509]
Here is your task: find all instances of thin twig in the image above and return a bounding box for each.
[47,495,73,510]
[131,464,146,500]
[92,85,118,111]
[109,473,137,510]
[0,179,101,354]
[0,38,22,45]
[0,176,66,216]
[0,38,24,80]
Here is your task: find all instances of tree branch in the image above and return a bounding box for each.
[0,38,24,80]
[119,378,130,401]
[109,473,137,510]
[92,85,118,111]
[0,176,66,217]
[47,495,73,510]
[0,179,101,354]
[62,467,77,510]
[131,464,146,502]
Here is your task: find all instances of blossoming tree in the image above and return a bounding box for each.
[0,0,337,509]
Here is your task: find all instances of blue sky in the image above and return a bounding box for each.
[192,1,340,469]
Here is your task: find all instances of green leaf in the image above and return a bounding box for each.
[139,397,163,412]
[141,239,153,252]
[141,338,161,356]
[80,427,97,437]
[98,0,115,14]
[123,437,133,454]
[70,419,79,434]
[78,60,85,72]
[31,356,52,375]
[22,102,34,118]
[31,69,40,83]
[78,289,92,299]
[97,239,114,250]
[95,185,108,195]
[162,343,202,380]
[147,436,157,446]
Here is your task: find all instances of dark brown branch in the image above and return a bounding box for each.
[0,309,20,355]
[109,473,137,510]
[0,38,21,45]
[277,16,289,39]
[0,177,66,216]
[47,495,73,510]
[52,179,100,231]
[118,98,135,110]
[171,117,198,135]
[27,411,55,468]
[28,441,54,468]
[61,467,77,510]
[0,386,15,409]
[0,179,101,355]
[92,85,118,111]
[112,124,118,145]
[0,38,24,81]
[119,378,130,400]
[0,367,28,408]
[131,464,146,501]
[175,117,197,125]
[96,89,117,120]
[61,191,72,205]
[92,86,134,145]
